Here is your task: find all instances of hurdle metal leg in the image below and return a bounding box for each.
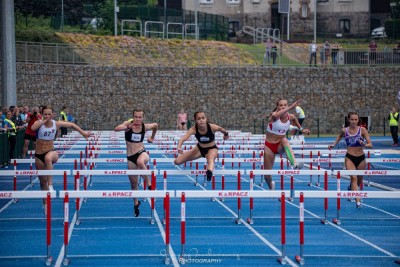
[278,245,287,265]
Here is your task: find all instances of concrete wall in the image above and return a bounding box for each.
[1,63,399,135]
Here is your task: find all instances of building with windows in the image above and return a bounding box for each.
[176,0,390,39]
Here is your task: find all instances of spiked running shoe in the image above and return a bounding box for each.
[134,201,141,217]
[293,162,304,170]
[206,170,213,182]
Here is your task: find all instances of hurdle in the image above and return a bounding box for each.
[159,169,244,189]
[175,190,291,264]
[58,190,173,265]
[72,170,158,224]
[294,190,400,265]
[294,149,382,157]
[0,170,70,202]
[0,190,56,266]
[331,170,400,225]
[249,170,328,201]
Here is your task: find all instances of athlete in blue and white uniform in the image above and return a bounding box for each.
[114,109,158,217]
[174,111,229,182]
[329,112,372,208]
[264,99,310,190]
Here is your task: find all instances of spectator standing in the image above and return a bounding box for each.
[22,107,41,158]
[331,43,340,65]
[20,106,29,126]
[388,107,399,146]
[3,110,17,165]
[12,107,25,129]
[323,41,331,67]
[309,41,317,67]
[397,90,400,107]
[369,40,378,65]
[263,39,273,65]
[59,106,68,137]
[271,43,278,66]
[294,104,306,135]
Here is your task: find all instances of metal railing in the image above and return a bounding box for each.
[16,42,87,65]
[14,41,400,67]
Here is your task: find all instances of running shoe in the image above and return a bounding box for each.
[48,185,55,192]
[148,185,153,190]
[270,181,275,190]
[206,170,213,182]
[293,162,304,170]
[347,184,355,202]
[356,202,362,209]
[134,201,141,217]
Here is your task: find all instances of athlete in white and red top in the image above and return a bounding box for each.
[31,106,91,193]
[264,99,310,190]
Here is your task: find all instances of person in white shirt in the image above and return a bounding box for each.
[294,104,306,135]
[309,41,317,67]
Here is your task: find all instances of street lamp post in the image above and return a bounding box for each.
[195,0,198,40]
[61,0,64,31]
[314,0,317,43]
[114,0,118,36]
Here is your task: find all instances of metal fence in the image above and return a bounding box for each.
[15,41,400,67]
[49,5,229,41]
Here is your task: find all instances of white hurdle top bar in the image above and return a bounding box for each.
[72,170,154,176]
[0,170,70,176]
[159,170,245,175]
[332,170,400,176]
[295,191,400,199]
[176,190,290,198]
[59,190,173,198]
[0,191,57,199]
[250,170,327,175]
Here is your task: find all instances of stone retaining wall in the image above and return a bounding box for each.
[1,64,398,134]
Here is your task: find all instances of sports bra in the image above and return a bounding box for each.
[195,123,215,144]
[344,127,363,147]
[266,114,291,135]
[36,120,57,141]
[125,123,145,143]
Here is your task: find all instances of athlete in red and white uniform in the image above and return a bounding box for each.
[264,99,310,190]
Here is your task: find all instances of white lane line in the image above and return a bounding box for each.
[174,163,299,267]
[145,198,180,267]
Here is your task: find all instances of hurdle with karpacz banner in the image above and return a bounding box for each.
[175,189,291,265]
[294,189,400,265]
[71,170,158,224]
[58,189,173,265]
[0,184,58,266]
